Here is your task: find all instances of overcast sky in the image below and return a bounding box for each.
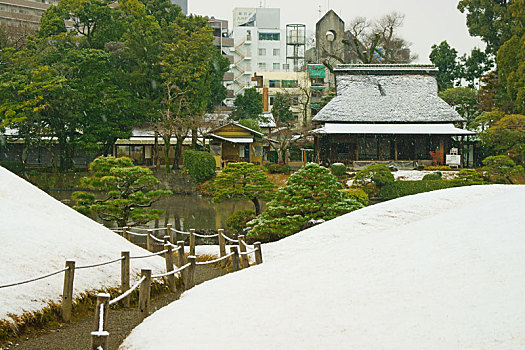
[188,0,484,63]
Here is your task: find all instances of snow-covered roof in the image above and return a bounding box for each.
[259,112,276,128]
[313,70,463,124]
[210,121,264,136]
[208,134,254,143]
[313,123,476,135]
[121,185,525,349]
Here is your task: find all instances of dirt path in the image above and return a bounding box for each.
[8,265,227,350]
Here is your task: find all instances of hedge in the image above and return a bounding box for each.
[0,161,25,174]
[379,180,478,200]
[182,150,216,183]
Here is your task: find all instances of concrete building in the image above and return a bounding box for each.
[171,0,187,15]
[252,71,311,126]
[230,7,288,96]
[232,7,256,27]
[0,0,57,35]
[208,17,235,102]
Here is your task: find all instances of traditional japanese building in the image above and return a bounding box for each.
[207,122,266,168]
[312,64,475,169]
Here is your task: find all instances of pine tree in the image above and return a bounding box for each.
[73,156,172,227]
[247,163,363,242]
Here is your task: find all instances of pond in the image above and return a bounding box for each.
[47,191,257,231]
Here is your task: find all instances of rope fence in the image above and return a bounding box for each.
[1,222,264,350]
[109,276,145,306]
[151,263,191,279]
[130,250,168,260]
[196,252,234,266]
[0,267,69,289]
[76,257,125,270]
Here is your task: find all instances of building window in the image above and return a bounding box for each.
[282,80,298,88]
[258,62,266,70]
[273,63,280,71]
[292,97,299,106]
[258,48,266,56]
[259,32,280,41]
[269,96,275,105]
[283,63,290,70]
[269,80,281,88]
[273,49,280,56]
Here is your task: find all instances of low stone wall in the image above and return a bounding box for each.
[153,170,195,194]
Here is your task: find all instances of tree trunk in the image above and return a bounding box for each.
[191,128,197,148]
[172,135,185,170]
[154,131,159,170]
[251,197,261,216]
[163,137,171,173]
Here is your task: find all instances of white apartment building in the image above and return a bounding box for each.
[230,7,288,99]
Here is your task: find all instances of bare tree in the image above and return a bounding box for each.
[343,12,416,64]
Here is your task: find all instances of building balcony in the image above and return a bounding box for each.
[213,37,234,47]
[223,72,234,81]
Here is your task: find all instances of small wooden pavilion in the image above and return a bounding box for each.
[207,122,266,168]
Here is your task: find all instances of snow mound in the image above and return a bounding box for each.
[0,167,165,322]
[121,185,525,349]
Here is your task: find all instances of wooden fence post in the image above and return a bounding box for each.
[218,229,226,258]
[167,224,173,243]
[62,260,75,322]
[177,241,186,290]
[187,256,196,289]
[146,230,153,251]
[91,331,109,350]
[138,269,151,322]
[164,244,176,292]
[123,226,130,241]
[230,246,240,272]
[163,235,170,245]
[189,229,196,256]
[93,293,110,331]
[121,251,130,307]
[254,242,263,265]
[238,235,249,268]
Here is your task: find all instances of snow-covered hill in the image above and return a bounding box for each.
[0,167,165,322]
[121,185,525,349]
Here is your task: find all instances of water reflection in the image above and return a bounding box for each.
[48,191,256,230]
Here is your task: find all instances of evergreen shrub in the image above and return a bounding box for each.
[379,180,474,200]
[354,164,395,195]
[342,188,369,206]
[0,161,25,174]
[247,163,363,242]
[482,155,524,184]
[331,163,347,177]
[266,163,291,174]
[422,172,442,180]
[226,210,256,234]
[183,150,216,183]
[456,169,483,183]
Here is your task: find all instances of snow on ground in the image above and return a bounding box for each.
[347,169,458,185]
[121,185,525,349]
[393,169,458,181]
[0,167,166,322]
